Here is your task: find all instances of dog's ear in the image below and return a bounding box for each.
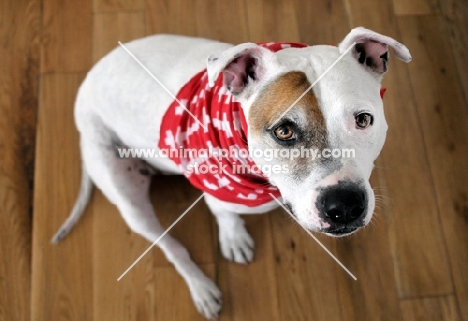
[339,27,411,77]
[206,43,277,96]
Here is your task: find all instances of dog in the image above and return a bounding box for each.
[52,27,411,319]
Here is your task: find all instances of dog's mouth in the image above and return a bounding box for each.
[324,226,359,237]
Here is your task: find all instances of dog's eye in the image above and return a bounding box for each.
[274,124,295,141]
[355,113,373,129]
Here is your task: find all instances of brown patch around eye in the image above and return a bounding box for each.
[248,71,330,180]
[248,71,326,143]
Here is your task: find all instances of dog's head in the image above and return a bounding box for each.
[207,27,411,236]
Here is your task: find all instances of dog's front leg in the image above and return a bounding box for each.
[204,194,279,264]
[210,206,255,264]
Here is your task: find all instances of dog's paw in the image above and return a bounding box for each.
[188,276,222,320]
[219,224,255,264]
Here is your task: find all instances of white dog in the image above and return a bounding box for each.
[52,27,411,319]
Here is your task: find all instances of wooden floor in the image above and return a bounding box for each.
[1,0,467,320]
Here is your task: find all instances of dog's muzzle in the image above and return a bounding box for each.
[316,180,367,236]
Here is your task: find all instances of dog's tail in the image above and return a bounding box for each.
[51,166,93,243]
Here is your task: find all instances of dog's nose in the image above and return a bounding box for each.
[317,183,366,225]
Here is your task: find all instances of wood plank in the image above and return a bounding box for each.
[432,144,468,321]
[379,58,453,298]
[335,173,403,321]
[270,211,343,320]
[245,0,300,42]
[393,0,438,15]
[344,0,453,298]
[344,0,398,30]
[194,0,250,44]
[146,0,197,36]
[396,16,468,145]
[217,261,234,321]
[0,0,41,320]
[93,12,146,63]
[224,215,280,321]
[148,0,250,43]
[293,0,349,45]
[438,0,468,104]
[32,73,93,321]
[397,15,468,320]
[41,0,92,72]
[400,296,461,321]
[91,189,141,321]
[93,0,145,13]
